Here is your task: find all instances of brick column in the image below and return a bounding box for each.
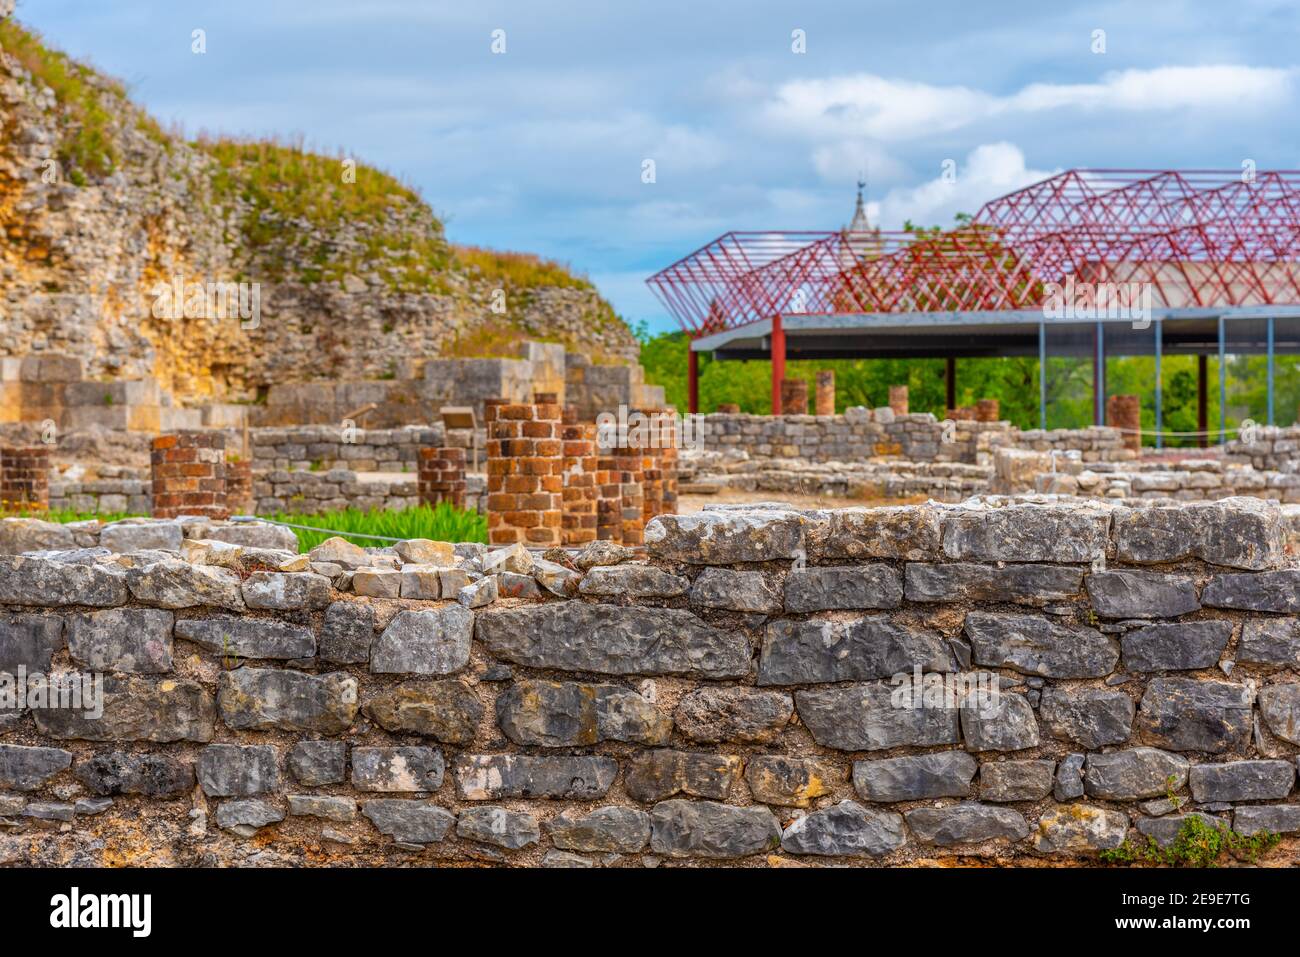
[975,398,1001,423]
[608,420,645,545]
[561,418,598,545]
[815,371,835,416]
[151,431,228,519]
[226,456,254,515]
[0,446,50,511]
[418,447,467,509]
[1107,394,1142,451]
[657,410,678,517]
[779,379,808,415]
[889,385,909,416]
[486,401,562,547]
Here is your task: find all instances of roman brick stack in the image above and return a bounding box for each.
[226,456,255,516]
[560,411,599,546]
[888,385,909,416]
[486,400,563,546]
[1107,394,1142,451]
[780,379,808,415]
[0,445,50,511]
[418,447,467,510]
[815,371,836,416]
[976,398,1001,423]
[150,431,228,519]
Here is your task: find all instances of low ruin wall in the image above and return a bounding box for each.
[1,499,1298,867]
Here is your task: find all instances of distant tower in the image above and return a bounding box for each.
[842,175,883,264]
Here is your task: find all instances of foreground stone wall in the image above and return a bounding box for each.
[0,499,1298,867]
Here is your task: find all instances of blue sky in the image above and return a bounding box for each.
[15,0,1299,333]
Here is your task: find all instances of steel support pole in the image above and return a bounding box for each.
[687,347,699,415]
[770,314,785,415]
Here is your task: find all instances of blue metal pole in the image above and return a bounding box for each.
[1154,320,1163,450]
[1039,322,1047,430]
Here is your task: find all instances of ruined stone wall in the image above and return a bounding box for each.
[1,499,1299,866]
[249,426,443,473]
[1224,426,1300,472]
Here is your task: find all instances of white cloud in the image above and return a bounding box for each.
[875,143,1059,229]
[765,65,1295,142]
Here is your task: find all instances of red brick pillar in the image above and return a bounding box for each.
[418,447,467,509]
[658,410,679,517]
[561,417,599,546]
[0,446,50,512]
[976,398,1001,423]
[486,401,562,547]
[151,431,228,519]
[779,379,808,415]
[226,456,254,515]
[815,371,835,416]
[609,418,645,545]
[889,385,909,416]
[1107,394,1142,451]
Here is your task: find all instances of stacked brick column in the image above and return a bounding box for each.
[560,407,599,546]
[151,431,228,519]
[0,446,50,511]
[486,400,563,547]
[418,447,467,509]
[226,456,255,516]
[976,398,1001,422]
[1107,394,1142,451]
[889,385,910,416]
[654,410,679,517]
[609,424,645,545]
[815,371,836,415]
[780,379,808,415]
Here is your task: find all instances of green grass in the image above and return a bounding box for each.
[1,508,138,523]
[267,503,487,551]
[1101,816,1281,868]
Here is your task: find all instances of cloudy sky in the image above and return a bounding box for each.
[16,0,1299,332]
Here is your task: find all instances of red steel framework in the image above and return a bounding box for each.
[647,169,1300,411]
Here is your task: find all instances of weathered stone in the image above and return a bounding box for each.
[673,687,791,744]
[1136,678,1252,752]
[1033,804,1130,853]
[350,746,444,792]
[308,537,371,570]
[1084,748,1189,800]
[242,572,332,611]
[456,806,541,849]
[795,681,961,751]
[196,744,279,796]
[287,795,357,822]
[531,557,577,597]
[979,760,1055,801]
[906,803,1030,845]
[0,518,75,554]
[33,676,214,742]
[495,571,541,599]
[785,564,903,612]
[650,799,781,858]
[781,801,905,857]
[0,612,63,674]
[804,505,941,561]
[1258,683,1300,745]
[0,556,128,607]
[1112,498,1284,570]
[498,679,669,747]
[1086,571,1200,619]
[364,681,483,745]
[1188,760,1295,802]
[287,740,346,786]
[1054,753,1085,801]
[1239,619,1300,667]
[371,606,474,675]
[23,802,74,821]
[482,542,534,576]
[1039,686,1134,748]
[548,806,651,852]
[541,850,594,867]
[645,509,805,564]
[215,799,283,831]
[361,800,454,844]
[175,614,314,661]
[942,504,1110,563]
[1202,570,1300,613]
[352,569,401,598]
[1136,812,1225,848]
[398,565,449,600]
[573,540,634,571]
[904,563,1082,606]
[319,601,375,664]
[1233,804,1300,836]
[759,616,953,685]
[852,751,977,802]
[689,567,782,614]
[0,744,72,790]
[623,750,741,802]
[125,560,243,610]
[203,522,299,552]
[476,603,749,678]
[74,797,113,816]
[1120,621,1232,672]
[578,564,689,599]
[455,755,617,800]
[218,669,358,733]
[100,522,183,553]
[744,755,839,807]
[394,539,455,566]
[74,751,194,797]
[457,576,498,608]
[962,691,1039,752]
[62,608,173,674]
[965,612,1118,678]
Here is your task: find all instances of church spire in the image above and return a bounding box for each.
[848,172,871,232]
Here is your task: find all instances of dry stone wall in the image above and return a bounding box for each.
[0,498,1298,867]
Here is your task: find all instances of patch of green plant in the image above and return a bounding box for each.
[1101,816,1281,868]
[0,507,140,522]
[265,502,486,551]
